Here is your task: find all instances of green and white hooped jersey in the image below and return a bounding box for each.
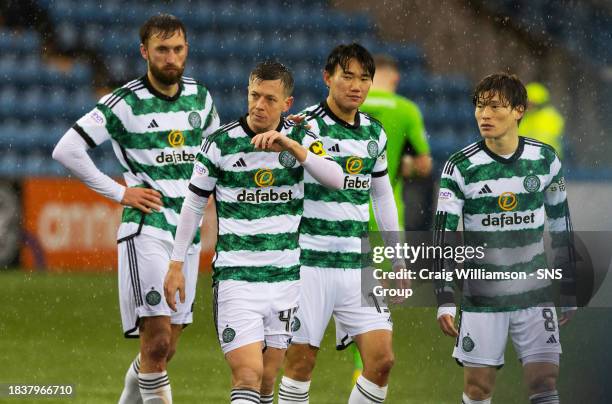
[434,136,573,312]
[189,117,324,283]
[299,102,388,270]
[72,75,220,248]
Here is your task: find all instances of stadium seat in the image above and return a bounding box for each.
[0,151,21,177]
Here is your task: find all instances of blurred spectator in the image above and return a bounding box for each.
[519,82,565,157]
[361,54,433,231]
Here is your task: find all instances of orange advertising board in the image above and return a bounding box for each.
[20,178,215,272]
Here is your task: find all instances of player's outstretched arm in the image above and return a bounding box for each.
[252,130,344,189]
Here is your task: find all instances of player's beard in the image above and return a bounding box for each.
[149,62,185,86]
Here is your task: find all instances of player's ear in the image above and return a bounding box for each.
[513,105,525,121]
[140,43,148,61]
[323,70,331,88]
[283,96,294,113]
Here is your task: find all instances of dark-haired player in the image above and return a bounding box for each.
[53,14,219,403]
[434,73,575,404]
[279,43,404,404]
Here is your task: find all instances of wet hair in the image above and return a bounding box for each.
[472,73,528,112]
[249,61,294,96]
[324,43,376,78]
[140,14,187,46]
[373,54,399,71]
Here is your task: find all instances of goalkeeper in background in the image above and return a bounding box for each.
[361,53,432,232]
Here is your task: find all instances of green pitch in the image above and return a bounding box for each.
[0,270,606,403]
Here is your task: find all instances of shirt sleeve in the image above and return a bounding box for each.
[290,119,330,160]
[432,158,466,307]
[188,135,220,198]
[71,102,115,148]
[52,129,126,202]
[544,155,576,298]
[201,90,221,139]
[171,136,220,261]
[372,127,389,177]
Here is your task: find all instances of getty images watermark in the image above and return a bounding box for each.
[360,231,610,308]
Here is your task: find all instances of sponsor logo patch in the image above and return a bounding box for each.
[194,162,207,176]
[89,110,106,125]
[254,169,274,187]
[168,129,185,147]
[498,191,517,211]
[346,157,363,175]
[439,190,453,200]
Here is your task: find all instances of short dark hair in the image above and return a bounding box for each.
[249,61,294,96]
[472,73,528,112]
[324,43,375,78]
[373,54,399,71]
[140,14,187,46]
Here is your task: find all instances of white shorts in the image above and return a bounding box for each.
[118,234,199,338]
[292,267,392,349]
[453,306,562,367]
[213,280,300,354]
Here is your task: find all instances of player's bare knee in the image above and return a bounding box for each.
[143,333,172,365]
[285,346,316,379]
[527,374,557,395]
[465,377,493,400]
[365,352,394,379]
[233,364,264,389]
[380,352,395,374]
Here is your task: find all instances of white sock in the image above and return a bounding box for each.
[138,371,172,403]
[260,392,274,403]
[529,390,559,404]
[278,376,310,403]
[462,392,491,404]
[349,375,387,403]
[118,354,142,404]
[231,388,260,403]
